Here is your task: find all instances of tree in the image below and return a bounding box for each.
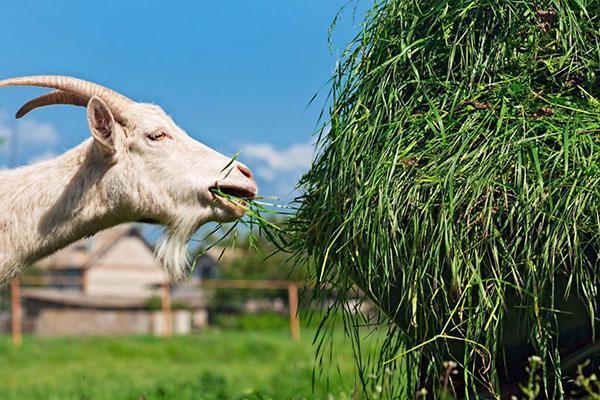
[193,233,306,306]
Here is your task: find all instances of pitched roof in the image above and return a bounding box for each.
[36,224,151,270]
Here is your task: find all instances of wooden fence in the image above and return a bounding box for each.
[6,277,302,347]
[198,279,301,341]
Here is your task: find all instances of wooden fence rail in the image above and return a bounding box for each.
[196,279,302,341]
[7,278,304,346]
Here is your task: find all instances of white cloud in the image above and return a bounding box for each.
[16,119,58,146]
[256,166,276,181]
[0,111,59,166]
[239,141,316,198]
[241,141,314,181]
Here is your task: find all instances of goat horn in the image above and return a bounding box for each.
[0,75,134,122]
[16,90,89,119]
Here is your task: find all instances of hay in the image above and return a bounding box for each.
[287,1,599,397]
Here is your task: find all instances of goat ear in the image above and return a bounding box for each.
[87,96,120,154]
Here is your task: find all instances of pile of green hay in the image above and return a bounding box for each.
[288,0,599,397]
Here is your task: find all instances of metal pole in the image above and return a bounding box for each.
[11,279,22,347]
[288,283,300,342]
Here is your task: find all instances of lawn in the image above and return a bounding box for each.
[0,329,359,400]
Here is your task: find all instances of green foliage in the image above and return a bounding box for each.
[214,235,304,282]
[288,0,600,397]
[196,234,305,306]
[575,362,600,399]
[144,296,188,311]
[518,356,544,400]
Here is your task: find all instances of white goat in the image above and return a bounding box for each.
[0,76,257,285]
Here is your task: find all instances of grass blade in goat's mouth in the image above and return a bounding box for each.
[210,186,255,199]
[198,188,288,258]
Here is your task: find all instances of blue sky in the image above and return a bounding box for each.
[0,1,365,198]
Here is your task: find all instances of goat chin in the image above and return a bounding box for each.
[155,218,203,281]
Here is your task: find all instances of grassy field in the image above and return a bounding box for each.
[0,329,359,400]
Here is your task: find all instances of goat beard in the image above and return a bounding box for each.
[155,218,203,281]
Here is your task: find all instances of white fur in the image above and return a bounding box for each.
[0,100,256,284]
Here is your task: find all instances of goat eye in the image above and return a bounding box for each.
[147,131,167,141]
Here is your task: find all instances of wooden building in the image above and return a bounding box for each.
[37,225,166,296]
[19,225,212,336]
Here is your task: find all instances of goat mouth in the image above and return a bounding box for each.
[210,185,256,200]
[209,185,256,218]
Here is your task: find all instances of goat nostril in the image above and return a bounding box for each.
[237,164,253,179]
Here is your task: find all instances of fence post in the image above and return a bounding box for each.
[161,282,172,337]
[10,279,22,347]
[287,283,300,341]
